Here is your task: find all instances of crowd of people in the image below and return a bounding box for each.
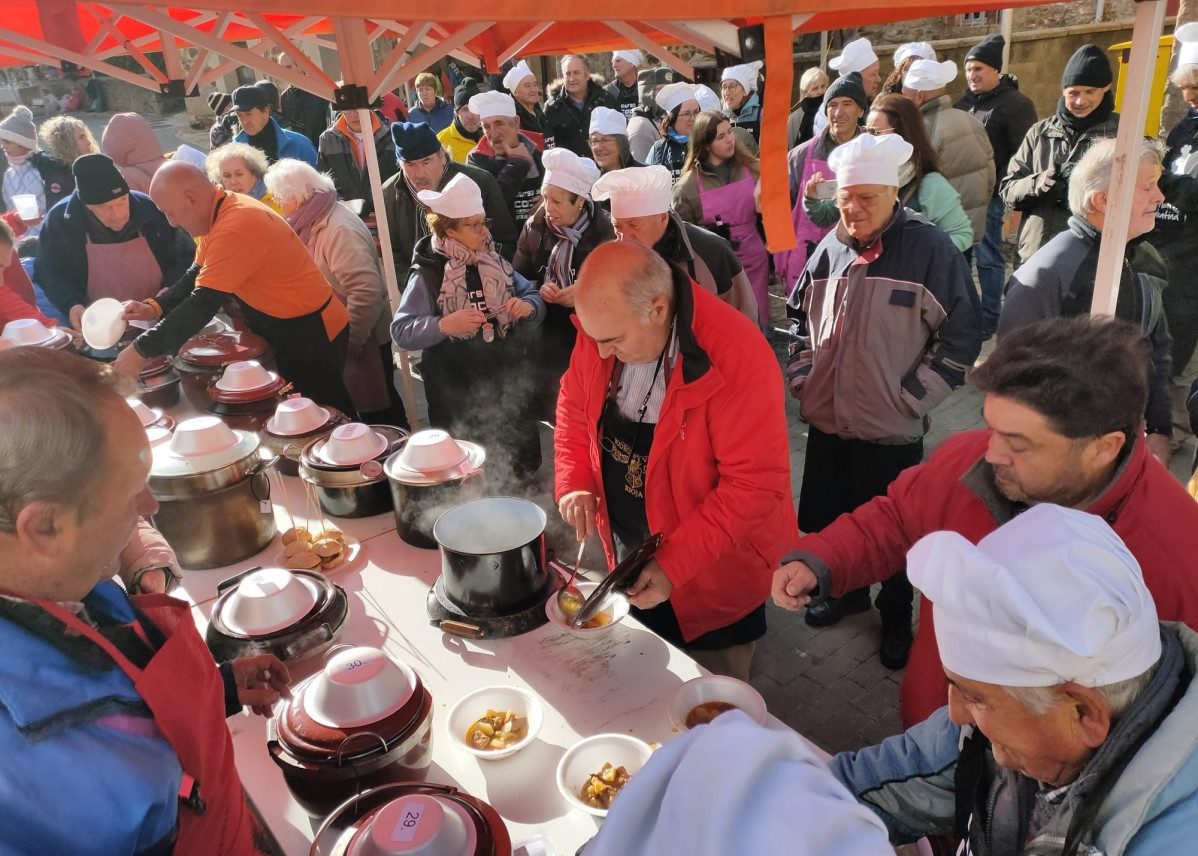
[3,28,1198,856]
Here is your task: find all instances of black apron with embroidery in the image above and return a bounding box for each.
[598,368,766,651]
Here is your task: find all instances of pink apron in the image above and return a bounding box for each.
[773,146,835,296]
[697,169,771,330]
[85,234,163,302]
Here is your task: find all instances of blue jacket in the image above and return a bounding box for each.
[408,99,455,134]
[830,623,1198,855]
[34,190,196,317]
[0,581,181,855]
[234,115,318,166]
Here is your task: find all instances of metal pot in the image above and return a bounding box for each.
[148,431,278,569]
[261,407,349,478]
[432,497,551,618]
[310,784,512,856]
[300,426,407,518]
[173,330,276,410]
[383,442,487,549]
[206,374,293,432]
[132,355,181,410]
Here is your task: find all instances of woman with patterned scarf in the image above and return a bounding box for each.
[392,173,547,480]
[514,147,615,419]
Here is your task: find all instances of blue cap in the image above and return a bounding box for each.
[391,122,441,162]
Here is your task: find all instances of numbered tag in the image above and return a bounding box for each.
[260,500,272,514]
[391,801,425,843]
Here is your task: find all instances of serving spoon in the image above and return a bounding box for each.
[556,539,588,623]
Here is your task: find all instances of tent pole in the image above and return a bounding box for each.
[1090,0,1167,317]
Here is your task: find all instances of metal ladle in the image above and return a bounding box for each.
[556,540,588,623]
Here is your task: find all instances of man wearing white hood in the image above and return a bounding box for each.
[831,504,1198,856]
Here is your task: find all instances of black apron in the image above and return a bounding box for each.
[599,360,765,650]
[237,295,355,416]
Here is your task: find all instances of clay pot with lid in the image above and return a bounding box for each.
[132,354,181,410]
[148,416,278,569]
[205,566,349,664]
[269,646,435,817]
[205,359,293,432]
[310,783,511,856]
[262,397,350,478]
[300,424,408,519]
[174,329,277,410]
[383,430,487,549]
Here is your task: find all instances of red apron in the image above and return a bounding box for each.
[697,169,771,330]
[85,233,163,302]
[17,592,261,856]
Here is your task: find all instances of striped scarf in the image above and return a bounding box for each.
[545,200,591,287]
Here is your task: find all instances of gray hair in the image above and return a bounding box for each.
[263,158,337,210]
[800,67,829,98]
[1170,63,1198,89]
[1004,662,1159,719]
[205,141,270,186]
[0,349,128,532]
[560,54,589,75]
[1068,137,1164,218]
[626,246,675,318]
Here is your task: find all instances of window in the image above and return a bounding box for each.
[960,11,989,26]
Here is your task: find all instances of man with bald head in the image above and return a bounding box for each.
[554,242,798,680]
[112,161,354,414]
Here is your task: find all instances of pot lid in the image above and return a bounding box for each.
[138,355,174,381]
[384,441,485,486]
[219,567,319,636]
[265,398,334,437]
[150,417,261,478]
[304,647,417,729]
[177,330,270,366]
[306,425,403,470]
[207,373,289,404]
[350,795,479,856]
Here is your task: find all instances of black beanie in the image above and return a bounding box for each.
[1061,44,1113,89]
[966,34,1005,71]
[454,78,481,110]
[823,72,868,114]
[73,154,129,205]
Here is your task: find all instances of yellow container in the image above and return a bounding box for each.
[1110,35,1174,138]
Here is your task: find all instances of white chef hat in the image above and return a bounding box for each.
[908,504,1162,690]
[590,106,628,137]
[828,37,878,74]
[591,165,672,218]
[904,59,959,92]
[417,172,484,219]
[1178,21,1198,67]
[502,60,535,92]
[542,147,601,198]
[693,84,721,113]
[585,711,894,856]
[656,81,700,115]
[468,90,517,120]
[827,133,914,188]
[613,50,644,68]
[721,61,763,94]
[894,42,937,66]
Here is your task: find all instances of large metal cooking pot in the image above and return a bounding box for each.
[148,430,277,569]
[432,497,551,618]
[300,426,407,518]
[383,441,487,549]
[173,330,276,410]
[262,406,349,478]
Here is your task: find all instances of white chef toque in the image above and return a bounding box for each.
[468,90,517,120]
[903,59,959,91]
[613,50,644,68]
[591,165,673,218]
[829,37,878,74]
[656,81,700,115]
[541,148,601,198]
[417,173,484,219]
[693,85,721,113]
[589,106,628,137]
[721,61,763,94]
[908,504,1162,689]
[827,133,914,188]
[1178,21,1198,66]
[502,60,535,93]
[894,42,937,65]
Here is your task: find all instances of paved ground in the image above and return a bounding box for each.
[89,109,1198,753]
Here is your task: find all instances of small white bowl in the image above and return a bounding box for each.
[545,581,629,638]
[215,359,277,392]
[168,416,239,458]
[305,646,417,729]
[320,422,388,466]
[397,428,467,472]
[446,685,543,760]
[666,675,768,733]
[81,297,127,350]
[266,397,328,436]
[126,397,159,428]
[1,317,55,346]
[357,794,476,856]
[556,733,653,817]
[221,567,318,636]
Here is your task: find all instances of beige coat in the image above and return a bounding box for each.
[920,95,995,244]
[305,201,390,352]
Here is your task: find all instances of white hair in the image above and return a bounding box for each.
[560,54,588,75]
[1068,137,1164,218]
[205,141,269,186]
[263,158,336,209]
[1003,663,1158,719]
[1170,63,1198,89]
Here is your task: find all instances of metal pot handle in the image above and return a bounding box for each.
[250,469,272,503]
[280,623,335,661]
[335,730,388,767]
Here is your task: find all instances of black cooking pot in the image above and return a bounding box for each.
[383,440,487,549]
[299,425,407,518]
[133,355,181,410]
[432,497,551,618]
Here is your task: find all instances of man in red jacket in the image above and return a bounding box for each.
[773,315,1198,727]
[556,241,799,680]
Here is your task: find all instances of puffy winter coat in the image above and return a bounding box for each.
[919,95,994,244]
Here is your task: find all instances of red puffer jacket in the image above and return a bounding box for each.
[787,428,1198,727]
[555,268,800,642]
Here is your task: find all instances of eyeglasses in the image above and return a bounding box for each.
[834,192,885,208]
[459,218,492,232]
[589,135,617,146]
[862,126,896,136]
[676,110,701,121]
